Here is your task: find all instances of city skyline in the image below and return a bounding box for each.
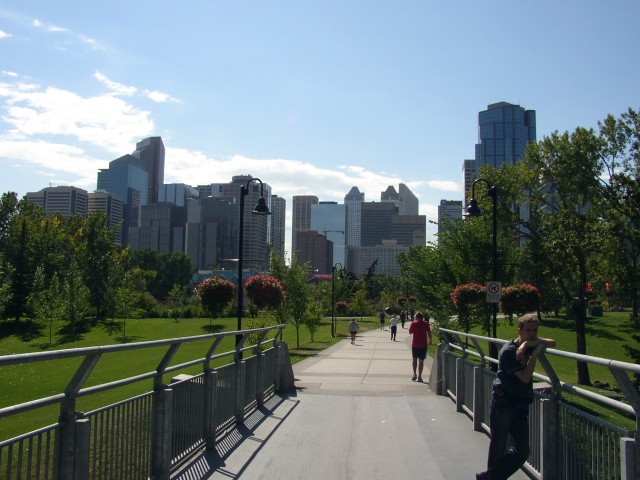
[1,2,639,250]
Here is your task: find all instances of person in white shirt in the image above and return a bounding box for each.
[348,318,359,345]
[389,315,399,341]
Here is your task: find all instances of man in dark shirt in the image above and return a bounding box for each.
[476,314,556,480]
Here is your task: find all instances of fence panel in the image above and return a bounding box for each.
[84,391,153,480]
[0,424,57,480]
[170,374,206,468]
[244,355,258,411]
[214,363,237,432]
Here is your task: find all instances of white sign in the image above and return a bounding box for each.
[486,281,502,304]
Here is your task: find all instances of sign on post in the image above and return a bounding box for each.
[486,281,502,304]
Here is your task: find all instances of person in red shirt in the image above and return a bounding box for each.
[409,311,432,382]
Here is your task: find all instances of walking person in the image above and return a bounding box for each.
[379,310,386,330]
[476,314,556,480]
[400,310,406,329]
[408,311,432,382]
[389,314,398,341]
[348,318,359,345]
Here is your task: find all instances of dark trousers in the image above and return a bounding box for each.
[484,391,530,480]
[390,325,397,340]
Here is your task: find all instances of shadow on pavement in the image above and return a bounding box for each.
[172,394,300,480]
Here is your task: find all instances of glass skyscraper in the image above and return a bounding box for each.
[475,102,536,169]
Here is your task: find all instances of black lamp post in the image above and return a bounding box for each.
[331,262,343,338]
[237,178,271,348]
[465,178,499,357]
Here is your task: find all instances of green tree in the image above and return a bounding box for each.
[60,260,91,340]
[350,279,372,320]
[26,266,63,344]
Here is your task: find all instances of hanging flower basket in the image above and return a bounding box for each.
[451,283,486,308]
[196,276,236,317]
[335,301,349,314]
[244,275,285,309]
[500,284,540,315]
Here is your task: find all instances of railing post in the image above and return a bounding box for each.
[620,435,638,480]
[472,366,484,432]
[438,343,447,396]
[255,330,268,407]
[235,359,246,423]
[274,340,295,393]
[203,368,218,449]
[73,418,90,480]
[540,397,560,480]
[54,406,77,480]
[150,387,173,480]
[455,357,464,412]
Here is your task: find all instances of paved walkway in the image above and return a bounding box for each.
[173,325,530,480]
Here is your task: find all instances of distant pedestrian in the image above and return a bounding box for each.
[348,318,359,345]
[409,311,432,382]
[400,310,406,329]
[389,315,398,341]
[476,314,556,480]
[379,310,385,330]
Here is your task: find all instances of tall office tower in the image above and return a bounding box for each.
[88,191,124,245]
[97,154,149,245]
[398,183,419,215]
[185,196,235,270]
[159,183,200,206]
[437,200,463,236]
[270,195,287,261]
[346,242,407,277]
[390,215,426,246]
[462,159,476,207]
[295,230,333,274]
[131,137,165,204]
[210,175,273,270]
[291,195,319,256]
[26,186,88,217]
[360,202,397,247]
[344,186,364,248]
[475,102,536,169]
[128,203,187,253]
[310,201,346,267]
[381,185,399,206]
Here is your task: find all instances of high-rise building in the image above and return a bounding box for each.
[26,186,88,217]
[381,186,399,206]
[437,200,463,236]
[475,102,536,170]
[295,230,333,274]
[210,175,272,270]
[97,154,149,245]
[398,183,419,216]
[462,159,476,207]
[88,190,124,244]
[291,195,318,256]
[131,137,165,204]
[360,202,398,247]
[128,203,186,253]
[185,196,235,270]
[310,202,346,267]
[270,195,287,261]
[346,241,408,277]
[390,215,426,246]
[159,183,200,206]
[344,186,364,248]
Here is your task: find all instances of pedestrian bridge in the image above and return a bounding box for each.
[1,325,639,479]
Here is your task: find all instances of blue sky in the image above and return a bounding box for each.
[0,1,638,248]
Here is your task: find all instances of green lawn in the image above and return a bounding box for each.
[0,315,379,440]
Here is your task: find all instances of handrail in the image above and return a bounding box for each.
[0,324,286,421]
[439,327,640,426]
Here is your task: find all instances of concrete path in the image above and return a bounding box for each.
[173,325,530,480]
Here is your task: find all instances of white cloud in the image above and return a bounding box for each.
[2,71,17,77]
[0,80,154,153]
[94,72,137,96]
[32,19,42,27]
[0,30,11,39]
[144,89,178,103]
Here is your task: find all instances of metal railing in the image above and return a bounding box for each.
[0,324,289,480]
[435,328,640,479]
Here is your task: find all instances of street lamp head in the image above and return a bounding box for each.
[465,198,482,217]
[252,196,271,215]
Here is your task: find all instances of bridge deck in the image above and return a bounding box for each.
[173,326,530,480]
